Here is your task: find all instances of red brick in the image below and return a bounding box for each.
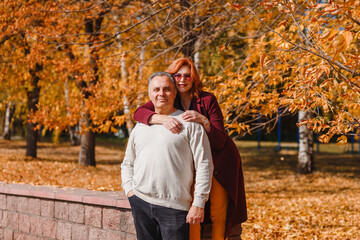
[120,211,136,235]
[71,224,89,240]
[103,208,120,230]
[28,198,40,215]
[55,201,68,220]
[14,232,26,240]
[125,233,137,240]
[18,214,31,233]
[68,203,84,223]
[26,235,47,240]
[7,212,18,230]
[29,216,42,235]
[107,231,125,240]
[56,221,71,240]
[85,206,102,228]
[6,196,18,211]
[40,199,54,218]
[0,211,7,227]
[89,228,107,240]
[4,228,13,240]
[41,218,56,238]
[0,194,6,209]
[17,197,29,213]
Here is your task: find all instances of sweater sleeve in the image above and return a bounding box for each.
[121,130,136,196]
[189,123,213,208]
[133,101,156,125]
[205,95,228,150]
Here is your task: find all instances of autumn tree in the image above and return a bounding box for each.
[22,1,173,165]
[0,1,55,157]
[212,0,360,173]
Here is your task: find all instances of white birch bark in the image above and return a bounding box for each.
[297,110,314,173]
[3,102,12,140]
[194,40,201,71]
[64,80,78,145]
[115,14,133,134]
[136,47,146,108]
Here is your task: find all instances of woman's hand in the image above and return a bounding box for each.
[182,110,210,131]
[151,114,183,134]
[181,110,204,123]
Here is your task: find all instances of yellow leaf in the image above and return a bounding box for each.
[260,53,267,68]
[319,29,338,40]
[278,20,287,27]
[336,135,347,144]
[333,31,353,53]
[219,45,226,53]
[229,3,243,11]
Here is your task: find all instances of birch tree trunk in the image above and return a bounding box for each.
[121,54,133,135]
[297,110,314,174]
[3,102,13,140]
[115,14,133,135]
[194,40,201,71]
[64,80,78,146]
[136,46,146,108]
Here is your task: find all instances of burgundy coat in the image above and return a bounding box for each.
[133,91,247,237]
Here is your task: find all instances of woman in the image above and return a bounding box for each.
[133,58,247,239]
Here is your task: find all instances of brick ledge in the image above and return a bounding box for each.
[0,181,130,209]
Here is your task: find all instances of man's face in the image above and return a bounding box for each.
[149,76,177,110]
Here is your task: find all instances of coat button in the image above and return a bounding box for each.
[214,171,218,175]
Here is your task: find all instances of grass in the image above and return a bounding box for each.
[1,138,360,239]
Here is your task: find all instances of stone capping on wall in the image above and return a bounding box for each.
[0,182,130,209]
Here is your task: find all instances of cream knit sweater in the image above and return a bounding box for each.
[121,110,213,211]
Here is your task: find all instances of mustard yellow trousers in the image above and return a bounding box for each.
[190,177,228,240]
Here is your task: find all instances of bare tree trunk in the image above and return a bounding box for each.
[26,63,42,158]
[3,102,13,140]
[78,113,96,166]
[64,80,78,146]
[180,0,196,58]
[297,110,314,174]
[77,9,108,166]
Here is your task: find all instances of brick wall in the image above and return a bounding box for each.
[0,182,135,240]
[0,182,242,240]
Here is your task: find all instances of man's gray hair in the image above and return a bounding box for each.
[148,72,176,91]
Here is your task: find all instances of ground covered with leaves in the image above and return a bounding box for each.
[1,139,359,239]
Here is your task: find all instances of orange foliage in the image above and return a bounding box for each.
[211,0,360,142]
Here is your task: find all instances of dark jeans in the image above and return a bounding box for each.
[128,195,189,240]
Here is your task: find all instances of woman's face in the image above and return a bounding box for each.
[173,65,193,94]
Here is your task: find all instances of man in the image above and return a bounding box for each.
[121,72,213,240]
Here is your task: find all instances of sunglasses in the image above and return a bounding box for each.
[173,73,191,81]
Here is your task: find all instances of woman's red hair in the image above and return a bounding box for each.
[165,58,203,99]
